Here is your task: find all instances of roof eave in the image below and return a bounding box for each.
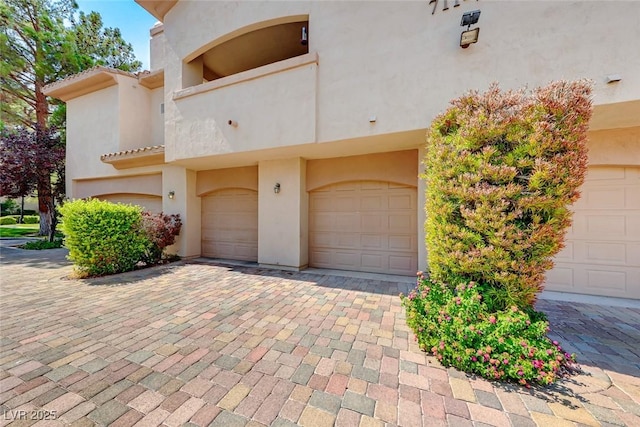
[135,0,178,21]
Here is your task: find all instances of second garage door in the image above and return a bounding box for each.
[202,188,258,261]
[309,181,418,275]
[546,166,640,298]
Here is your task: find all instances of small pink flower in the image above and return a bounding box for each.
[489,315,496,324]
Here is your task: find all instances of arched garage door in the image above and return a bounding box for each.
[201,188,258,262]
[546,166,640,298]
[309,181,418,276]
[98,193,162,213]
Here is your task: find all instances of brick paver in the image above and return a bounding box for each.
[1,247,639,426]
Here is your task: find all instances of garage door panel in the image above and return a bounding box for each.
[547,166,639,299]
[585,188,626,209]
[389,235,414,251]
[628,189,640,209]
[361,215,383,231]
[389,194,413,210]
[336,214,359,231]
[555,243,573,262]
[389,214,413,231]
[361,181,386,191]
[390,254,416,272]
[310,213,334,231]
[630,244,640,265]
[361,196,384,210]
[361,234,383,250]
[309,181,417,276]
[629,216,640,237]
[336,233,360,249]
[201,188,258,262]
[586,215,627,237]
[310,232,332,247]
[546,267,573,289]
[586,269,627,292]
[361,254,384,269]
[586,242,627,264]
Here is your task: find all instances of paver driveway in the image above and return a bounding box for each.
[1,246,639,426]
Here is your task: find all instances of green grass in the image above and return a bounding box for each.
[0,224,40,238]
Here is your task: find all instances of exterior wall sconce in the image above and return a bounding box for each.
[460,10,481,48]
[168,191,175,199]
[274,183,281,194]
[605,74,622,84]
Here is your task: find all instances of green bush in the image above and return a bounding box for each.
[22,215,39,224]
[401,276,577,387]
[423,81,592,309]
[1,199,19,215]
[21,239,63,250]
[59,199,148,276]
[0,216,17,225]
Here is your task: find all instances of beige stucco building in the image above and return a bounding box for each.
[44,0,640,299]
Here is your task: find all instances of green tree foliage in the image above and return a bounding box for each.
[423,81,592,309]
[0,0,141,237]
[72,11,142,72]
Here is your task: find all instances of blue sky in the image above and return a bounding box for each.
[75,0,158,70]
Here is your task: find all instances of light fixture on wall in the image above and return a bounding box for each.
[274,183,281,194]
[460,10,481,48]
[228,119,238,127]
[605,74,622,84]
[168,191,175,199]
[300,26,308,46]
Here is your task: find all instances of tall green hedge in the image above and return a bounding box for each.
[59,199,148,276]
[423,81,592,309]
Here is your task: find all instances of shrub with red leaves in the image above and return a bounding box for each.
[423,80,593,310]
[141,211,182,264]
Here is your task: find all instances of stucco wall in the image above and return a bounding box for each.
[258,158,308,269]
[150,87,165,146]
[150,23,166,71]
[196,166,258,196]
[167,60,317,162]
[119,76,152,151]
[74,174,162,199]
[163,166,201,258]
[157,0,640,165]
[66,85,121,190]
[306,150,418,191]
[587,127,640,167]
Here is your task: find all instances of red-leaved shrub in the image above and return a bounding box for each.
[423,81,592,309]
[141,212,182,265]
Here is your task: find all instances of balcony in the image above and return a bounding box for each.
[168,52,318,161]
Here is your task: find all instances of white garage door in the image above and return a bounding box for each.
[546,166,640,299]
[99,194,162,213]
[309,181,418,276]
[201,188,258,262]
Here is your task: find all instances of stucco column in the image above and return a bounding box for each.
[418,147,428,273]
[162,166,201,258]
[258,158,308,269]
